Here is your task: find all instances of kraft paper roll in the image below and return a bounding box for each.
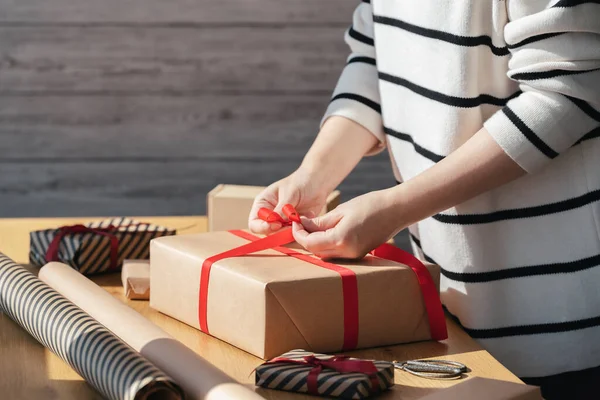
[0,253,183,400]
[39,261,264,400]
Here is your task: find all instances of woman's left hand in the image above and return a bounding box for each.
[292,188,405,259]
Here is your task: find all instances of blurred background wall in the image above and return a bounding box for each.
[0,0,393,218]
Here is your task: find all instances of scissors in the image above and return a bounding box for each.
[393,359,468,380]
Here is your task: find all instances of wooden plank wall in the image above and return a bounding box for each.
[0,0,394,218]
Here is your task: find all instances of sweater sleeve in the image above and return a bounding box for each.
[483,1,600,173]
[321,1,385,155]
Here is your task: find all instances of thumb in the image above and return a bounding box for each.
[300,211,342,233]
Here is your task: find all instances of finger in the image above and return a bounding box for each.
[249,194,277,221]
[273,197,296,221]
[249,219,282,235]
[314,248,365,260]
[300,212,342,233]
[249,187,279,233]
[312,249,345,260]
[249,219,268,234]
[292,222,338,254]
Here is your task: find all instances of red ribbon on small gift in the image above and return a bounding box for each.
[198,205,447,349]
[265,354,380,396]
[46,223,151,271]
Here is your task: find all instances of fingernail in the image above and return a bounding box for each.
[270,222,282,231]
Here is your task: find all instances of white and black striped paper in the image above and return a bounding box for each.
[29,217,176,275]
[255,350,394,399]
[0,253,183,400]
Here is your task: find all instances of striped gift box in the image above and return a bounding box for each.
[255,350,394,399]
[29,217,176,275]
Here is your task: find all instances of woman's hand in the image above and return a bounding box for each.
[248,168,331,235]
[292,188,404,259]
[292,127,526,259]
[249,116,381,235]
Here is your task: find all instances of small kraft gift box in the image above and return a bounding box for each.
[150,206,446,359]
[207,184,341,231]
[255,349,394,399]
[121,259,151,300]
[30,217,176,275]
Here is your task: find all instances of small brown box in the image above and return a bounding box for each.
[420,377,542,400]
[122,259,151,300]
[207,184,341,232]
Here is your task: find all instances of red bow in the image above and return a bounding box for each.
[266,354,380,396]
[257,204,300,226]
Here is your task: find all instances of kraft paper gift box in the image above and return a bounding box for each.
[255,349,394,399]
[150,230,443,359]
[121,259,151,300]
[207,184,341,231]
[30,217,176,275]
[419,377,542,400]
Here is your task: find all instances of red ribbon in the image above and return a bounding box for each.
[371,243,447,341]
[265,355,380,396]
[198,205,447,347]
[257,204,300,226]
[46,222,152,271]
[46,224,121,270]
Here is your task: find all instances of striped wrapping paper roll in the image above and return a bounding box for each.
[0,253,183,400]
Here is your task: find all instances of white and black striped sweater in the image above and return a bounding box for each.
[323,0,600,379]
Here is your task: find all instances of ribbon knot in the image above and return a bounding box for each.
[267,354,380,395]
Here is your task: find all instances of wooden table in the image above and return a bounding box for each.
[0,216,522,399]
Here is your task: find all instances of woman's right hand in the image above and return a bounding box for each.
[248,168,330,235]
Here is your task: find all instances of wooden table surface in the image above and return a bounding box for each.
[0,216,522,399]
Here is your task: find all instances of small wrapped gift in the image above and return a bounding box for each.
[121,259,151,300]
[207,184,341,231]
[150,222,446,359]
[30,217,176,275]
[255,349,394,399]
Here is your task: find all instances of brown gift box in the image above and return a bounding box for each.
[150,231,441,359]
[207,184,341,231]
[121,259,151,300]
[420,377,542,400]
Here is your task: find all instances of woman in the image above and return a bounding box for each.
[249,1,600,398]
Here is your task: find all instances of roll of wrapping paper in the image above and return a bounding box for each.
[0,253,183,400]
[38,261,264,400]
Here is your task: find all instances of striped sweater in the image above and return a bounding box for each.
[323,0,600,378]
